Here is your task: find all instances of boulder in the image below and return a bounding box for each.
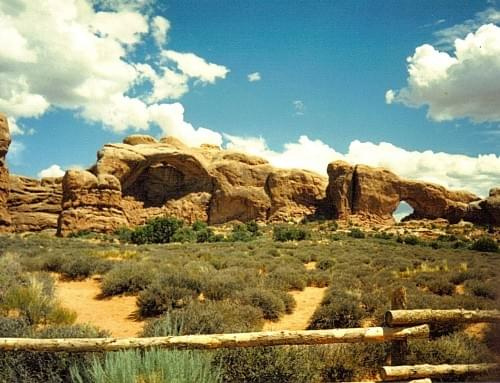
[123,135,158,145]
[0,113,11,229]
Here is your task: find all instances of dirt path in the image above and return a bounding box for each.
[55,278,144,337]
[263,286,327,331]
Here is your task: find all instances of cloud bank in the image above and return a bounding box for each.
[0,0,227,144]
[225,135,500,197]
[387,22,500,123]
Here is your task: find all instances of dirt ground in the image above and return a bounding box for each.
[55,277,144,337]
[263,286,327,331]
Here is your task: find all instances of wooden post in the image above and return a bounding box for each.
[388,287,408,366]
[385,309,500,327]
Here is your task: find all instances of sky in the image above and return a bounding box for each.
[1,0,500,198]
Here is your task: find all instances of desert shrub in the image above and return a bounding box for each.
[245,220,261,237]
[0,316,32,337]
[155,270,205,293]
[171,227,197,243]
[237,288,286,321]
[403,235,420,245]
[143,301,263,336]
[100,263,155,296]
[1,275,76,326]
[470,236,498,252]
[316,257,335,270]
[465,280,497,300]
[202,273,246,301]
[60,256,111,280]
[113,226,133,242]
[71,348,221,383]
[373,231,393,240]
[40,253,66,273]
[227,224,255,242]
[452,240,468,249]
[273,226,310,242]
[307,269,330,287]
[137,285,197,317]
[429,241,441,249]
[348,228,365,239]
[0,324,107,383]
[450,269,486,285]
[408,333,495,368]
[425,277,455,296]
[195,227,221,243]
[308,291,365,329]
[130,217,184,244]
[215,346,319,383]
[265,266,307,291]
[0,255,26,303]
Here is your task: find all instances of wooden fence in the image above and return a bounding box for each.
[1,302,499,382]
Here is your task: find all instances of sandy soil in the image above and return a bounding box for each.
[304,261,317,270]
[55,277,144,337]
[263,286,327,331]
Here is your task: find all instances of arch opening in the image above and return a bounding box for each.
[393,201,414,222]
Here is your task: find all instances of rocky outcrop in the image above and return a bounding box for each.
[58,135,329,234]
[0,113,11,229]
[465,188,500,227]
[326,161,480,224]
[58,170,128,235]
[8,176,62,232]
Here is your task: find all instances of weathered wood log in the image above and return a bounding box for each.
[381,363,499,381]
[346,380,432,383]
[385,309,500,327]
[0,325,429,353]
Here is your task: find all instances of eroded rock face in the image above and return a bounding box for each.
[59,136,330,234]
[465,188,500,226]
[8,176,62,232]
[58,170,128,235]
[327,161,480,224]
[0,113,11,229]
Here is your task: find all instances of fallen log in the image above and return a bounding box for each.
[0,325,429,353]
[385,309,500,327]
[381,363,499,381]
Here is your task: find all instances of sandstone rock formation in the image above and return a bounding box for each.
[0,113,11,229]
[8,176,62,232]
[58,135,329,234]
[465,188,500,227]
[326,161,480,224]
[58,170,128,235]
[0,110,497,235]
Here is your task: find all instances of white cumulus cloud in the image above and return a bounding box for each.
[38,164,65,179]
[247,72,261,82]
[224,135,499,197]
[151,15,170,47]
[387,23,500,123]
[0,0,228,146]
[149,103,222,147]
[162,50,229,84]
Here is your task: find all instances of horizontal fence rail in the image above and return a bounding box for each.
[385,309,500,327]
[381,363,500,381]
[0,325,430,353]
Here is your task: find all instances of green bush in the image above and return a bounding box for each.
[266,266,307,291]
[0,324,107,383]
[237,288,286,321]
[171,227,197,243]
[143,301,263,336]
[426,277,455,296]
[465,280,497,300]
[317,257,335,270]
[137,285,197,317]
[72,348,221,383]
[227,224,255,242]
[308,292,365,329]
[450,270,486,285]
[215,346,319,383]
[403,235,420,245]
[60,256,111,280]
[470,236,498,252]
[307,269,330,288]
[130,217,184,244]
[273,226,310,242]
[113,226,133,242]
[100,263,155,296]
[348,228,365,239]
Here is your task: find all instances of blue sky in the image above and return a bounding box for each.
[1,0,499,196]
